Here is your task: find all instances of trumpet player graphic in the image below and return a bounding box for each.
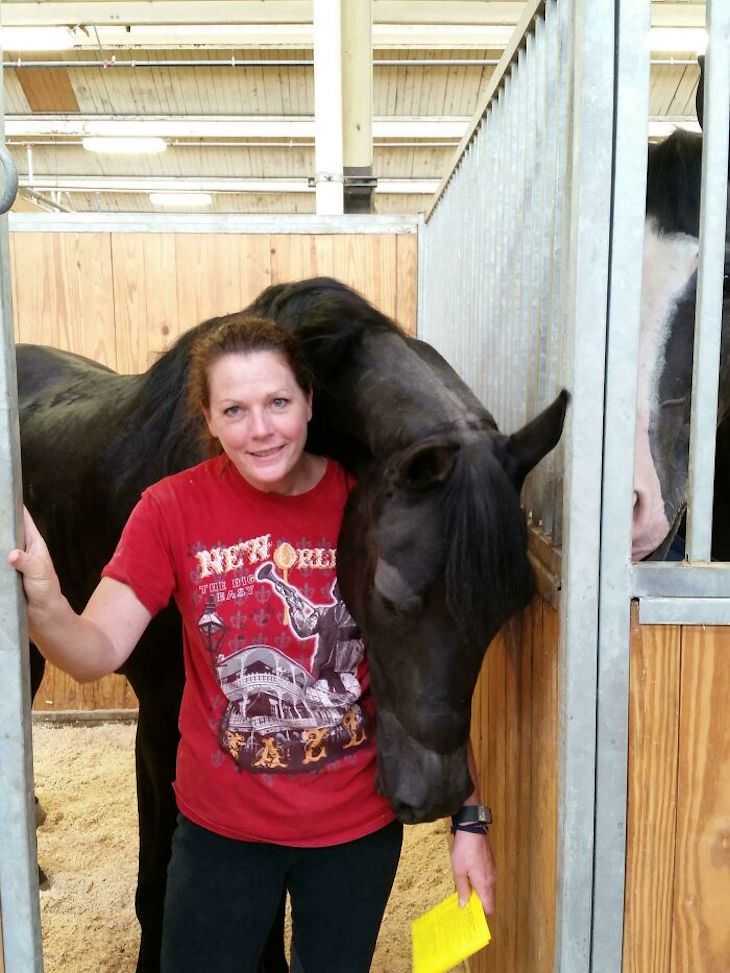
[256,561,363,698]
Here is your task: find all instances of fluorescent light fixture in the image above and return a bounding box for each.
[82,137,167,155]
[648,119,702,139]
[649,27,708,53]
[150,192,213,207]
[0,26,75,51]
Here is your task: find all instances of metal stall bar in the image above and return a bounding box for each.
[553,0,616,967]
[685,0,730,561]
[0,39,44,973]
[592,0,651,969]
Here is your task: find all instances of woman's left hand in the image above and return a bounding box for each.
[450,829,496,914]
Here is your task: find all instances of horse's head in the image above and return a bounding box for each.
[633,60,730,560]
[337,392,567,822]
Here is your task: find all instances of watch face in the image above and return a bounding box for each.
[477,805,492,825]
[453,804,492,826]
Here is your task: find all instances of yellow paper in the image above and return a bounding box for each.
[411,890,491,973]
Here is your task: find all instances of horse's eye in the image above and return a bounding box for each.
[380,595,399,614]
[402,444,457,491]
[376,590,423,617]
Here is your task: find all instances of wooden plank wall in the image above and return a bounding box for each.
[624,611,730,973]
[468,596,559,972]
[11,230,417,711]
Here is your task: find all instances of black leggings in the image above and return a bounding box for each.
[160,815,403,973]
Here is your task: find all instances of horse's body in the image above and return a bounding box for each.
[19,277,566,971]
[632,64,730,560]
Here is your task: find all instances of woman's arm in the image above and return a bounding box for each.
[449,739,497,913]
[8,506,152,682]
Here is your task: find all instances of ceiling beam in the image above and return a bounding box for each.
[0,6,705,50]
[18,174,440,195]
[4,114,699,142]
[4,114,471,139]
[1,24,516,50]
[1,2,703,29]
[1,2,526,27]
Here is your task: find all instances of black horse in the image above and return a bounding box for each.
[19,277,566,971]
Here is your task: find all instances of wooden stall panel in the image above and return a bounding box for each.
[173,234,272,335]
[395,233,418,335]
[269,234,402,322]
[526,599,559,970]
[32,671,138,712]
[11,233,116,366]
[623,613,681,973]
[625,620,730,973]
[469,596,559,973]
[112,233,178,373]
[672,627,730,973]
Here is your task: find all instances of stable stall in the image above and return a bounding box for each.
[2,1,728,971]
[420,1,730,971]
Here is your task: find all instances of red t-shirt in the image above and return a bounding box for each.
[103,455,395,846]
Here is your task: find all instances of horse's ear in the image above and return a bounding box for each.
[393,440,459,492]
[696,54,730,165]
[696,55,704,130]
[499,389,569,491]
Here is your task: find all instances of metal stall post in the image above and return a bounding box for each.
[419,1,619,964]
[593,1,651,970]
[0,36,44,973]
[552,0,617,968]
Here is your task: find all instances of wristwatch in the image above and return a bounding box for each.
[450,804,492,835]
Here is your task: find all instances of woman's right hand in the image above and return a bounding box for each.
[7,506,62,609]
[8,507,150,682]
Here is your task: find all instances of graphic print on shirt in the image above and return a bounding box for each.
[193,533,368,773]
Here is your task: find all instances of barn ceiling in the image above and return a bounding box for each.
[0,1,707,216]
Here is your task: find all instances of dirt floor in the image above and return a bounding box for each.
[32,721,465,973]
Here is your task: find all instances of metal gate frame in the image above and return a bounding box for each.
[0,36,44,973]
[419,1,730,971]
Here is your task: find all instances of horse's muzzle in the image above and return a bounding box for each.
[375,710,472,823]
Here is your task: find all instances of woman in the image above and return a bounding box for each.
[10,314,495,972]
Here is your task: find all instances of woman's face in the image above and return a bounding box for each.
[203,349,313,494]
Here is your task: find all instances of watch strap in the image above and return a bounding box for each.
[450,804,492,834]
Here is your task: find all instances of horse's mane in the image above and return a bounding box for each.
[646,128,703,238]
[441,447,534,648]
[107,318,217,492]
[441,446,534,645]
[246,276,404,384]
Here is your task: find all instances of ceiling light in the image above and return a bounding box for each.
[648,119,702,139]
[0,26,75,51]
[149,192,213,207]
[649,27,708,53]
[82,137,167,155]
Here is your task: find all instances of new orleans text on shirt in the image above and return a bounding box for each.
[194,533,337,579]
